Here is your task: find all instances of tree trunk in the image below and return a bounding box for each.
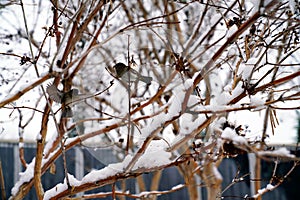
[202,162,223,200]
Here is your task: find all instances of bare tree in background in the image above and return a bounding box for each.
[0,0,300,199]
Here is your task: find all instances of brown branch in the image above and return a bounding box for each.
[59,6,85,69]
[47,158,187,200]
[252,161,299,199]
[82,183,185,199]
[3,106,44,114]
[0,160,6,200]
[229,70,300,104]
[119,4,188,33]
[67,2,111,81]
[179,1,280,124]
[167,116,215,152]
[0,73,52,108]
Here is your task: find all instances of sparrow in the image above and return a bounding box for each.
[113,62,152,84]
[46,84,79,118]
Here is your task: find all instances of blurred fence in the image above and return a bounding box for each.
[0,142,299,200]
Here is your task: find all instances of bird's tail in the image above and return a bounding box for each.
[141,76,153,84]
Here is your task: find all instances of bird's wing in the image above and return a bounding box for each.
[46,84,63,103]
[128,68,152,84]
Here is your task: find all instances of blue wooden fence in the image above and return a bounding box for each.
[1,142,299,199]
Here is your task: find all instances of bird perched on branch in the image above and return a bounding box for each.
[46,84,80,118]
[113,62,152,84]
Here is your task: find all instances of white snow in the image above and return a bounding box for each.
[187,94,200,107]
[134,140,172,170]
[11,158,36,196]
[250,96,265,106]
[213,164,223,181]
[11,147,61,196]
[44,140,172,199]
[221,127,248,145]
[171,184,185,190]
[253,183,275,198]
[215,92,232,105]
[82,155,132,183]
[231,82,245,100]
[36,133,42,141]
[227,25,238,38]
[250,0,277,13]
[266,183,275,190]
[44,174,81,200]
[247,57,259,65]
[223,84,232,93]
[138,112,166,145]
[18,142,24,148]
[258,147,295,158]
[237,63,254,80]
